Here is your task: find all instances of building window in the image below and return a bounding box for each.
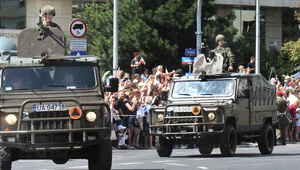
[16,21,25,29]
[20,0,25,7]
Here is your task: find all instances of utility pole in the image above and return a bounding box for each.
[255,0,260,74]
[113,0,118,75]
[196,0,202,57]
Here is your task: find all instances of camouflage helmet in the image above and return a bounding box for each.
[41,5,56,16]
[215,34,225,42]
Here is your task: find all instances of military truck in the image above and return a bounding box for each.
[149,54,277,157]
[0,28,118,170]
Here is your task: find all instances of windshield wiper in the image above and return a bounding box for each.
[14,88,38,95]
[44,84,68,88]
[177,93,191,96]
[43,84,75,92]
[199,94,213,95]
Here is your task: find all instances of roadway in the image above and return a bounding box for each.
[12,143,300,170]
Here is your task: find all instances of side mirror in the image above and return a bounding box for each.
[106,78,118,92]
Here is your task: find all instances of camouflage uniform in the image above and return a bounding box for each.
[276,96,289,145]
[214,34,235,72]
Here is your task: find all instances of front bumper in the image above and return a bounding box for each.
[0,98,111,150]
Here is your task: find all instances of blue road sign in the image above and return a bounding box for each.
[182,57,195,65]
[185,48,196,56]
[70,51,87,56]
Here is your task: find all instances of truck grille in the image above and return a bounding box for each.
[21,111,69,130]
[165,112,203,124]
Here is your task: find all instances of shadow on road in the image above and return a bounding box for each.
[170,152,300,158]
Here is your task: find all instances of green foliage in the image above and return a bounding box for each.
[278,39,300,75]
[75,0,238,73]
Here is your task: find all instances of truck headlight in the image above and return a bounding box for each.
[208,112,216,121]
[5,114,17,125]
[86,111,97,122]
[157,114,164,122]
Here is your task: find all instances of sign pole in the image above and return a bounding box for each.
[113,0,119,75]
[189,65,191,74]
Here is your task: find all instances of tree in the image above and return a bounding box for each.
[75,0,239,73]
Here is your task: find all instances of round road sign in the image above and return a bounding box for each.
[69,19,87,38]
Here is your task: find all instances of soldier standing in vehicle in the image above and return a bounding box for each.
[214,34,235,72]
[38,5,61,30]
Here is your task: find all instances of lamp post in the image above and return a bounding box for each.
[113,0,118,75]
[255,0,260,74]
[196,0,202,57]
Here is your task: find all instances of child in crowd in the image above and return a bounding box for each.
[117,125,128,149]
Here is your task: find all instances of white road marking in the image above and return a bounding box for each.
[65,166,88,169]
[198,166,209,169]
[152,160,176,163]
[115,162,145,165]
[166,163,188,167]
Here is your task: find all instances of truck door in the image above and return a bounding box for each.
[237,77,250,126]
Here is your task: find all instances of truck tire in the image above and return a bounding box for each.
[88,139,112,170]
[219,125,237,157]
[0,146,12,170]
[155,136,173,157]
[258,124,274,155]
[198,145,213,155]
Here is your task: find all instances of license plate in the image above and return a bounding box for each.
[33,104,67,112]
[174,107,192,112]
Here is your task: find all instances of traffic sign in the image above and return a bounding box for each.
[70,51,87,56]
[182,57,195,65]
[185,48,196,56]
[69,19,87,38]
[70,38,87,50]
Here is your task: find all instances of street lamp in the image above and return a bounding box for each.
[196,0,202,57]
[255,0,260,74]
[113,0,118,75]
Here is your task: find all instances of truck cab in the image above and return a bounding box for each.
[0,28,117,170]
[149,62,277,157]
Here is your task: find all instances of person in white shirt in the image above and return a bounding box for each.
[140,69,148,82]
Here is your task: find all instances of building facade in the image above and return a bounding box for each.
[215,0,299,52]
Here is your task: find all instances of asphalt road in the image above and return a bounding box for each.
[12,143,300,170]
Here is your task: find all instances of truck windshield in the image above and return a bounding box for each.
[172,79,234,98]
[1,65,97,91]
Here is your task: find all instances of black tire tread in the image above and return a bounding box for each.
[155,136,173,157]
[198,145,213,155]
[88,139,112,170]
[258,124,274,155]
[0,146,12,170]
[219,125,237,157]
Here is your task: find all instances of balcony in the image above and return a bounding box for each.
[0,6,25,18]
[215,0,298,8]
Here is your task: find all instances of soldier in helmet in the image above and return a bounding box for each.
[214,34,235,72]
[38,5,61,30]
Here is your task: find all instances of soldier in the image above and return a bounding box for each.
[38,5,61,30]
[276,91,290,145]
[214,34,235,72]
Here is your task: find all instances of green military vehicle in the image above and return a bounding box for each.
[149,54,277,157]
[0,28,117,170]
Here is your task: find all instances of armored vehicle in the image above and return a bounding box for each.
[149,54,277,157]
[0,28,117,170]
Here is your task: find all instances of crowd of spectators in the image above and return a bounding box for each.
[104,52,176,149]
[275,74,300,145]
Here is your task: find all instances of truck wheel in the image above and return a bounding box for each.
[52,157,69,164]
[88,139,112,170]
[198,145,213,155]
[0,145,12,170]
[258,124,274,155]
[155,136,173,157]
[219,125,237,157]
